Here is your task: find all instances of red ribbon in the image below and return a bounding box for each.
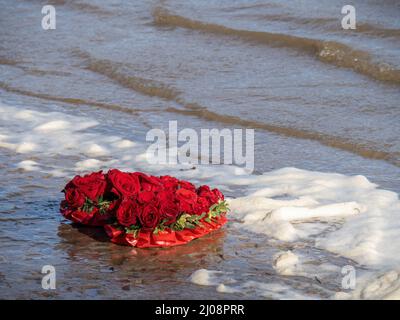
[103,215,227,248]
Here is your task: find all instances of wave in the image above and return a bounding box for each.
[354,22,400,38]
[0,57,20,66]
[49,0,112,16]
[164,106,400,167]
[0,81,150,116]
[73,50,204,110]
[74,50,181,101]
[224,2,283,12]
[49,51,400,167]
[5,49,395,166]
[231,12,400,38]
[3,75,397,167]
[152,8,400,85]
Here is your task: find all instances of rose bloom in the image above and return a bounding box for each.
[197,185,218,206]
[179,180,196,192]
[159,201,179,225]
[69,171,107,201]
[139,204,160,229]
[157,190,175,203]
[212,188,224,201]
[138,190,156,204]
[193,196,210,215]
[116,198,139,227]
[176,188,197,214]
[64,187,85,208]
[132,172,162,192]
[108,169,140,198]
[160,175,179,190]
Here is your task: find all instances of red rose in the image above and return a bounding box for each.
[179,180,196,192]
[116,198,139,227]
[176,188,197,213]
[157,190,175,203]
[160,175,179,190]
[70,171,106,201]
[197,185,218,205]
[159,201,179,225]
[64,187,85,208]
[107,169,140,198]
[132,172,162,192]
[176,188,197,204]
[193,196,210,215]
[212,188,224,201]
[138,191,156,204]
[139,204,160,229]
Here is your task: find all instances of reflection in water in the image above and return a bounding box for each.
[57,222,227,267]
[53,223,233,299]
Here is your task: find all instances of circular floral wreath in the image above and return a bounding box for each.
[60,169,228,248]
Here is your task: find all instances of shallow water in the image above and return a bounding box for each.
[0,0,400,299]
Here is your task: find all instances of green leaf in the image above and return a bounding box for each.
[82,197,94,213]
[184,222,196,229]
[125,224,141,238]
[168,202,229,232]
[95,196,112,215]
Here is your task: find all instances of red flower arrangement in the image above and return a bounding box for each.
[60,169,228,248]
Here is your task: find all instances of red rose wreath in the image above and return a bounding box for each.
[60,169,228,248]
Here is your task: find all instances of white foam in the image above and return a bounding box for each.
[189,269,225,286]
[216,283,239,294]
[228,168,400,268]
[34,120,71,132]
[189,269,314,299]
[85,144,109,157]
[74,158,106,171]
[16,160,40,171]
[273,251,299,276]
[241,281,315,300]
[113,139,135,149]
[15,141,38,153]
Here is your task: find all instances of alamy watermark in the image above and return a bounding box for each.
[41,5,56,30]
[41,265,56,290]
[341,265,356,290]
[341,5,356,30]
[146,121,255,172]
